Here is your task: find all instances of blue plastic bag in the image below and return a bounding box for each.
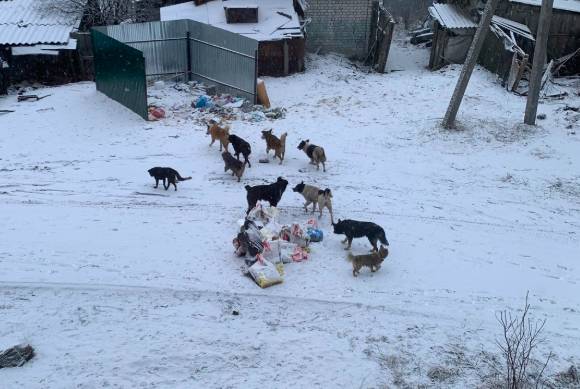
[306,228,323,242]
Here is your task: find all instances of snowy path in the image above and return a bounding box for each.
[1,42,579,387]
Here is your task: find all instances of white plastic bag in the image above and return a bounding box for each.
[264,239,295,264]
[248,257,283,288]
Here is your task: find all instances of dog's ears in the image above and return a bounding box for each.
[337,218,341,223]
[306,139,310,142]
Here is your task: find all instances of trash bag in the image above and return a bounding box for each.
[248,257,283,288]
[194,95,213,109]
[264,239,294,264]
[306,228,323,242]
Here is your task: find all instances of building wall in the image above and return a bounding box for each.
[258,38,305,77]
[305,0,374,58]
[494,2,580,74]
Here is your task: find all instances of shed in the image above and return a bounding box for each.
[0,0,85,94]
[160,0,305,76]
[496,0,580,75]
[428,2,538,87]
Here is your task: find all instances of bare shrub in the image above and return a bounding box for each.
[496,292,552,389]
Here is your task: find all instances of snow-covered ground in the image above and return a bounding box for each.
[1,41,579,388]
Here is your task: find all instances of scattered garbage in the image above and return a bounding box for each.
[194,95,212,109]
[17,94,51,102]
[148,81,285,125]
[147,105,166,121]
[0,344,35,368]
[233,202,325,288]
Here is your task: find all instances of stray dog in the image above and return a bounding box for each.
[261,129,287,164]
[348,245,389,277]
[228,134,252,168]
[332,219,389,251]
[222,151,246,182]
[206,120,230,151]
[148,167,191,191]
[297,140,326,172]
[245,177,288,214]
[292,181,334,224]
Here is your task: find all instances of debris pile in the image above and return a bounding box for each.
[0,344,35,368]
[233,203,324,288]
[147,80,286,124]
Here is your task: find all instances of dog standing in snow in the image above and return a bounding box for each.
[222,151,246,182]
[332,219,389,251]
[347,245,389,277]
[148,167,191,191]
[297,140,327,172]
[261,129,287,164]
[244,177,289,214]
[292,181,334,224]
[206,120,230,151]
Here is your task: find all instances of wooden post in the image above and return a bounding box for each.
[186,31,192,81]
[283,40,289,76]
[524,0,554,125]
[442,0,500,129]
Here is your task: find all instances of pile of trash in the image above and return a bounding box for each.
[232,203,324,288]
[147,80,286,123]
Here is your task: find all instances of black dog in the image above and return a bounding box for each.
[332,219,389,251]
[245,177,288,214]
[228,134,252,168]
[148,167,191,191]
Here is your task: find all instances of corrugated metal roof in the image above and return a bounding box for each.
[0,0,83,46]
[429,3,478,30]
[510,0,580,14]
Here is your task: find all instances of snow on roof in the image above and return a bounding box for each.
[0,0,84,46]
[509,0,580,13]
[429,3,477,30]
[430,3,535,39]
[160,0,303,42]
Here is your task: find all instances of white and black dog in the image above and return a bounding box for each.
[297,140,327,172]
[292,181,334,224]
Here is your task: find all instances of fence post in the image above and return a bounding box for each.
[442,0,500,129]
[186,31,192,81]
[254,49,259,104]
[524,0,554,125]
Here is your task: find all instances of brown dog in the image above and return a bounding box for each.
[347,245,389,277]
[206,120,230,151]
[261,129,287,164]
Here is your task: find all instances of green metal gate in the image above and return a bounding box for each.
[91,29,148,120]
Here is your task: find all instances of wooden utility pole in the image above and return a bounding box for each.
[442,0,500,129]
[524,0,554,125]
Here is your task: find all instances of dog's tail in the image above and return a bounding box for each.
[280,132,288,148]
[347,252,355,263]
[319,147,327,163]
[379,229,389,246]
[175,171,192,181]
[322,188,332,198]
[245,185,252,191]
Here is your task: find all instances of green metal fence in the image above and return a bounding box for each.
[91,20,259,120]
[91,29,148,120]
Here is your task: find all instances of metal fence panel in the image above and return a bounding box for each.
[91,29,147,120]
[96,21,189,81]
[187,20,258,102]
[92,19,259,119]
[187,20,258,57]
